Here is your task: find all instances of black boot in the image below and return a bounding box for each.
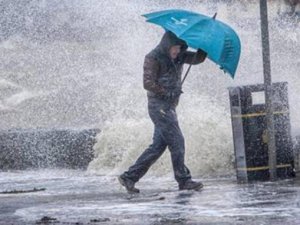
[118,175,140,193]
[179,180,203,191]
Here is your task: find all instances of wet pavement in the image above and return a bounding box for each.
[1,170,300,225]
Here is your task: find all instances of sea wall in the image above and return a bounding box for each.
[0,128,100,170]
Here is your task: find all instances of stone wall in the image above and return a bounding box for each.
[0,128,100,170]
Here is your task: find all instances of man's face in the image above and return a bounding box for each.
[169,45,181,59]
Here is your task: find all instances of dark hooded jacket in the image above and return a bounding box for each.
[143,31,206,104]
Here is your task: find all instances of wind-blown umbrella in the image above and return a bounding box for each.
[142,9,241,78]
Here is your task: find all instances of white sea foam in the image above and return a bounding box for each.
[89,0,300,176]
[0,0,299,175]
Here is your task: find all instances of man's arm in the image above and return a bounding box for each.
[183,49,207,65]
[143,56,166,96]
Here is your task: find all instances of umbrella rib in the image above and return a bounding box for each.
[142,10,175,20]
[175,18,214,45]
[143,9,198,20]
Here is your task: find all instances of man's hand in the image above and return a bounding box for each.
[197,48,207,59]
[164,88,183,101]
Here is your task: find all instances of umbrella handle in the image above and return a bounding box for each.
[212,12,217,20]
[181,64,192,85]
[181,51,199,85]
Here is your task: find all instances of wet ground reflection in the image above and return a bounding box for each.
[0,170,300,224]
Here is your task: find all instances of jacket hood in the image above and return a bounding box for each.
[158,31,188,56]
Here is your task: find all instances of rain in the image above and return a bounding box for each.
[0,0,300,224]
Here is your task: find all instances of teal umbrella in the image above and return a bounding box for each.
[142,9,241,78]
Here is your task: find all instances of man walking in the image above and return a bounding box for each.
[119,31,207,193]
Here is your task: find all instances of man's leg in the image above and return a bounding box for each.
[119,126,167,192]
[155,107,191,184]
[154,107,203,190]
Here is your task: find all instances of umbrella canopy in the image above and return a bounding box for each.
[142,9,241,78]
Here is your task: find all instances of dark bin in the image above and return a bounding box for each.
[228,82,295,182]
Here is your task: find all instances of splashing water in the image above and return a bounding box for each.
[88,0,300,177]
[0,0,299,176]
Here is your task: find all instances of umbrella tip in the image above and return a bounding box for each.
[212,13,217,20]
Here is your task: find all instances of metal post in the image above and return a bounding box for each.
[259,0,277,180]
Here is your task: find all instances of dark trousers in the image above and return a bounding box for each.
[123,97,191,185]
